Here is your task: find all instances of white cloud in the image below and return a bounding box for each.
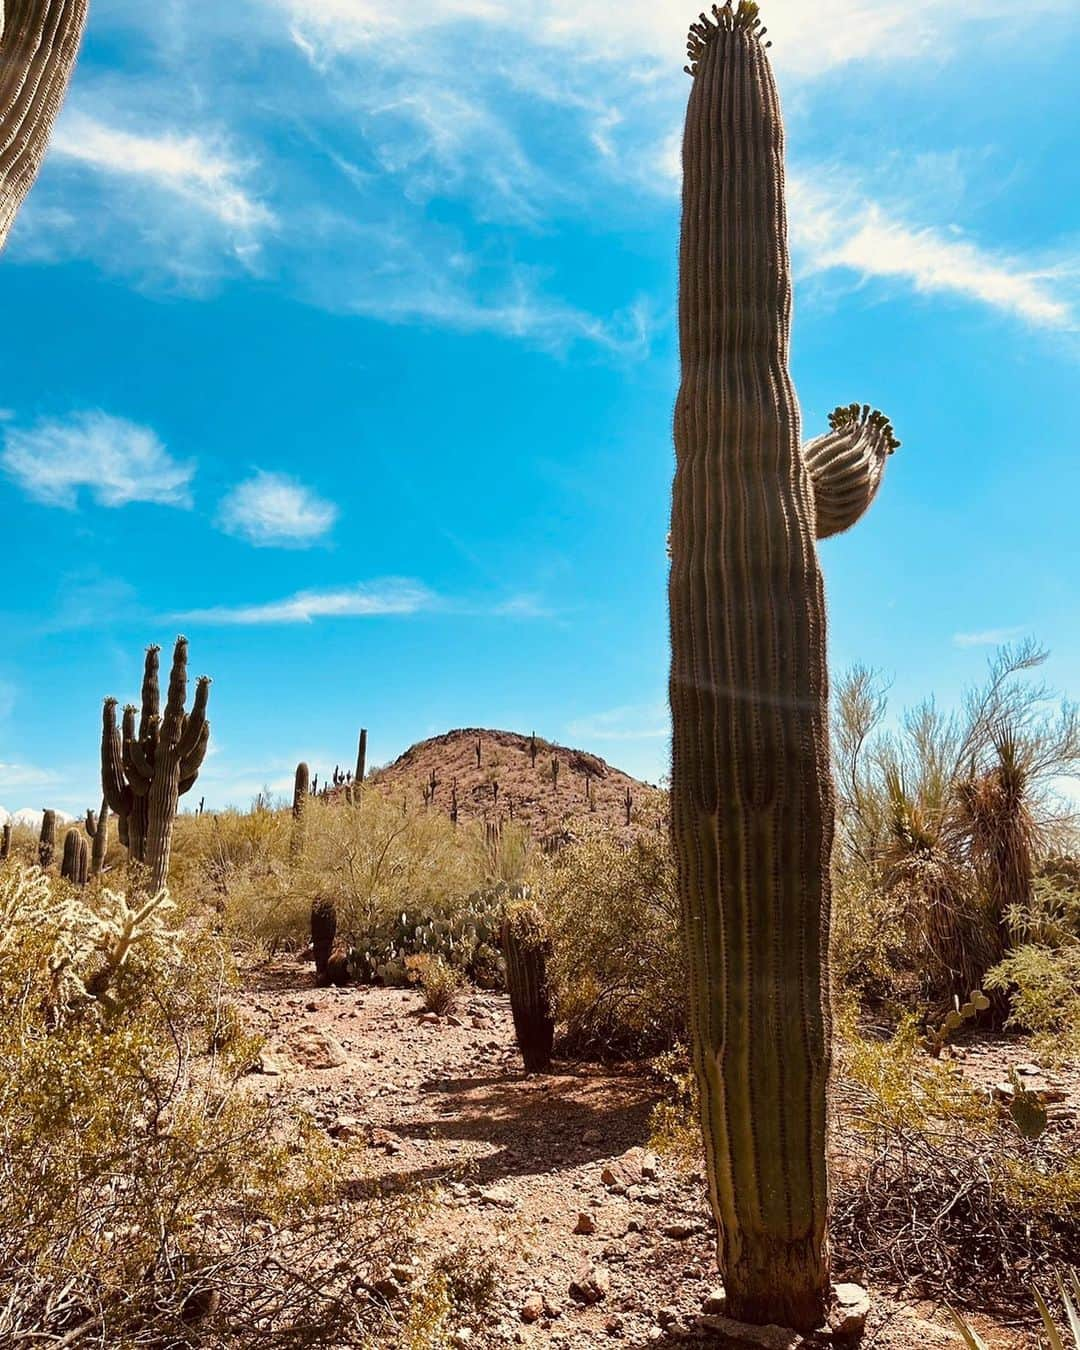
[790,173,1073,329]
[0,763,62,793]
[52,112,275,233]
[1,412,194,510]
[173,579,436,626]
[218,471,339,548]
[953,625,1030,648]
[567,702,671,742]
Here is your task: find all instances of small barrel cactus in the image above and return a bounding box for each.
[501,903,555,1074]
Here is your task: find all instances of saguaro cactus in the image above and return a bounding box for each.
[85,800,109,876]
[1,822,11,860]
[311,896,337,985]
[802,404,899,540]
[102,638,211,894]
[38,809,56,869]
[291,762,310,862]
[60,827,88,885]
[500,903,554,1073]
[355,728,368,785]
[669,2,898,1330]
[0,1,89,250]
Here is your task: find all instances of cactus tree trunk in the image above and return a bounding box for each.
[501,904,555,1074]
[0,0,89,250]
[669,3,834,1330]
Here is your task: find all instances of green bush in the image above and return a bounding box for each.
[985,942,1080,1065]
[539,829,685,1058]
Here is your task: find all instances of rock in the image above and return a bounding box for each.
[252,1050,284,1076]
[479,1186,519,1210]
[702,1289,727,1315]
[662,1221,699,1239]
[627,1185,662,1205]
[446,1014,465,1027]
[521,1293,544,1324]
[288,1027,348,1070]
[420,1013,441,1025]
[830,1283,871,1339]
[372,1276,404,1302]
[570,1265,610,1305]
[369,1127,403,1155]
[451,1329,473,1347]
[641,1151,660,1180]
[604,1313,624,1335]
[658,1306,680,1328]
[693,1315,802,1349]
[328,1115,361,1140]
[583,1128,604,1144]
[602,1147,645,1189]
[575,1212,597,1235]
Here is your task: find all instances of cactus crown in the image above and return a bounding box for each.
[827,403,901,453]
[686,2,770,74]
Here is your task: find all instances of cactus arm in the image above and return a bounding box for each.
[138,645,161,739]
[803,404,899,540]
[0,0,89,251]
[669,2,832,1329]
[355,728,368,785]
[101,698,133,817]
[143,637,208,892]
[38,808,56,868]
[90,796,108,875]
[177,675,210,758]
[178,722,209,794]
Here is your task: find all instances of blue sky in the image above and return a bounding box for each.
[1,0,1078,815]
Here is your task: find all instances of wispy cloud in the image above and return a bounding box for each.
[790,176,1073,329]
[173,579,436,626]
[52,112,275,233]
[1,411,195,509]
[0,762,62,793]
[953,625,1030,648]
[217,471,339,548]
[567,702,671,742]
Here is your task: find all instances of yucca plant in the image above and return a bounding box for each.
[951,1269,1080,1349]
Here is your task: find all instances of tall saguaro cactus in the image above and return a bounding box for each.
[0,0,89,250]
[669,2,897,1330]
[355,728,367,786]
[501,903,555,1074]
[101,638,211,894]
[86,797,108,876]
[38,809,56,869]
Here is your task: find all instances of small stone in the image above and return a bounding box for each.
[328,1115,361,1140]
[696,1315,801,1349]
[574,1212,596,1235]
[446,1014,465,1027]
[372,1276,404,1302]
[521,1293,544,1323]
[662,1221,698,1239]
[420,1012,441,1025]
[627,1185,662,1205]
[604,1313,624,1335]
[479,1186,519,1210]
[288,1027,348,1070]
[830,1283,871,1339]
[570,1265,610,1305]
[602,1147,646,1189]
[702,1289,727,1315]
[583,1128,604,1144]
[451,1329,473,1347]
[253,1051,283,1076]
[369,1127,403,1155]
[641,1151,660,1180]
[658,1306,679,1328]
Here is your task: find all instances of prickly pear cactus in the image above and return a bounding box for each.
[669,1,898,1329]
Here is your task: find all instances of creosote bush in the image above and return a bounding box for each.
[406,952,464,1016]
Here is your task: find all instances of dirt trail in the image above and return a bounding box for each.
[237,959,1051,1349]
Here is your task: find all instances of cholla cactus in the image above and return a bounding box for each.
[0,1,89,250]
[102,638,211,894]
[670,1,899,1328]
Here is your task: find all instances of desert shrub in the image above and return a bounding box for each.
[985,942,1080,1065]
[0,863,417,1345]
[539,829,685,1058]
[406,952,464,1015]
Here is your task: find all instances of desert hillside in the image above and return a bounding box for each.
[356,728,668,844]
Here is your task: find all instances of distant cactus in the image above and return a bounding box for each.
[355,727,368,784]
[551,757,559,793]
[921,990,991,1057]
[475,736,482,769]
[291,762,310,861]
[311,897,338,985]
[451,780,459,826]
[101,638,211,894]
[501,903,555,1073]
[86,798,109,876]
[624,786,633,826]
[529,732,537,768]
[38,810,56,869]
[1,822,11,860]
[0,1,89,251]
[60,827,89,885]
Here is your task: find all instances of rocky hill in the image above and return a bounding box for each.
[358,728,667,845]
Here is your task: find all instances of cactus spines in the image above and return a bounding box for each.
[356,728,368,785]
[86,797,109,876]
[60,827,89,885]
[38,809,56,869]
[0,0,89,251]
[1,822,11,860]
[500,903,555,1074]
[311,896,337,985]
[802,405,899,540]
[102,638,211,894]
[667,4,898,1328]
